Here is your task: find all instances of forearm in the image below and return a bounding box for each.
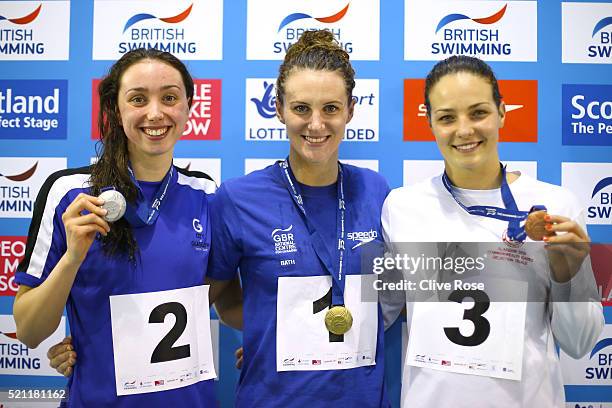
[208,276,243,330]
[14,254,80,348]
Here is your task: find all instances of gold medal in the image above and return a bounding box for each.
[324,305,353,335]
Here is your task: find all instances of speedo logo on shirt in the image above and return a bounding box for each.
[271,225,297,254]
[347,229,378,250]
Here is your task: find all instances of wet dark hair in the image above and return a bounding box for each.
[276,29,355,105]
[91,48,194,260]
[424,55,502,118]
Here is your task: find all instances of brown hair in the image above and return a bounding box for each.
[276,29,355,105]
[91,48,194,260]
[424,55,502,118]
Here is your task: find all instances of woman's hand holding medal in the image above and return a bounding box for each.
[62,193,112,266]
[528,212,591,283]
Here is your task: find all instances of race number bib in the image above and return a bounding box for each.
[276,274,378,372]
[109,285,216,396]
[406,280,527,381]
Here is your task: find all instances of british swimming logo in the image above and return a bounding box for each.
[562,2,612,64]
[123,4,192,33]
[277,3,349,32]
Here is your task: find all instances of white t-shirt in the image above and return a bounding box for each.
[381,173,604,408]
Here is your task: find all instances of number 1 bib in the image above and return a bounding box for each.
[109,285,216,396]
[276,275,378,371]
[406,280,527,381]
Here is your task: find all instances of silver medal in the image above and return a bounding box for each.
[98,190,126,222]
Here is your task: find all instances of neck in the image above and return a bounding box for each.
[129,154,173,182]
[288,154,338,186]
[445,160,504,190]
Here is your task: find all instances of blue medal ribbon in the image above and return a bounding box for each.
[442,164,545,242]
[277,160,347,307]
[123,164,176,228]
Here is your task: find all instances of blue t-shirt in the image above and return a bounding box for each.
[208,163,390,408]
[16,165,217,408]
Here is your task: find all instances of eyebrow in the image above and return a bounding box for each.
[124,84,182,94]
[288,99,344,105]
[434,101,491,113]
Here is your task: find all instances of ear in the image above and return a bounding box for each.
[498,101,506,129]
[346,96,356,124]
[276,99,285,124]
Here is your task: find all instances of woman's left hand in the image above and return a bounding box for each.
[542,214,591,282]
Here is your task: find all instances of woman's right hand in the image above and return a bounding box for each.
[235,346,243,369]
[62,193,110,266]
[47,336,76,377]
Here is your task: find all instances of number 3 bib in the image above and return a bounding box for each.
[109,285,216,396]
[406,280,527,381]
[276,274,378,372]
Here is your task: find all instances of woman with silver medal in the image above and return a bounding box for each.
[13,49,241,407]
[381,55,604,407]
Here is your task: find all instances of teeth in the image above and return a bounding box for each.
[144,127,168,137]
[455,142,479,151]
[304,136,327,144]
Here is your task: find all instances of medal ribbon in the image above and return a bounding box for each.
[441,164,544,242]
[277,160,347,307]
[123,164,176,228]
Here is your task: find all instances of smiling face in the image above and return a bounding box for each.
[117,59,190,169]
[428,71,505,184]
[277,68,354,176]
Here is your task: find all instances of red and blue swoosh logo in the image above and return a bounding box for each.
[590,338,612,359]
[0,4,42,25]
[435,4,507,34]
[0,162,38,182]
[592,16,612,37]
[123,4,193,33]
[278,3,350,32]
[592,177,612,198]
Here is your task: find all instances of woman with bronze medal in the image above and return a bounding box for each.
[382,55,604,407]
[13,49,241,406]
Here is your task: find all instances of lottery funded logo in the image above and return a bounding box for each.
[0,1,70,60]
[562,162,612,225]
[404,0,537,61]
[562,84,612,145]
[92,79,221,140]
[0,157,66,218]
[0,236,25,296]
[92,0,223,60]
[403,78,537,142]
[271,225,297,254]
[245,78,379,142]
[562,2,612,64]
[0,80,67,139]
[246,0,379,60]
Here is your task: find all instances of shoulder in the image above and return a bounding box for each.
[514,175,582,215]
[385,176,440,206]
[176,166,217,194]
[342,163,389,196]
[37,166,92,208]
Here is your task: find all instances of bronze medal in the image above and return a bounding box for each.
[524,210,555,241]
[324,305,353,335]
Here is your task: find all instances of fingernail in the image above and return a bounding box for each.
[101,208,108,215]
[544,215,551,222]
[545,224,552,231]
[543,236,549,242]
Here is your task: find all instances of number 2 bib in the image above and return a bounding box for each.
[406,280,527,381]
[276,274,378,371]
[109,285,216,396]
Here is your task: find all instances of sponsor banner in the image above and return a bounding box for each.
[245,78,379,142]
[562,163,612,226]
[92,79,221,140]
[0,80,67,139]
[563,84,612,146]
[404,0,537,61]
[403,78,537,142]
[173,158,221,186]
[403,160,537,186]
[0,236,26,296]
[0,157,66,218]
[0,1,70,61]
[562,2,612,64]
[244,158,379,175]
[92,0,223,60]
[591,244,612,306]
[246,0,379,60]
[0,314,65,376]
[560,324,612,385]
